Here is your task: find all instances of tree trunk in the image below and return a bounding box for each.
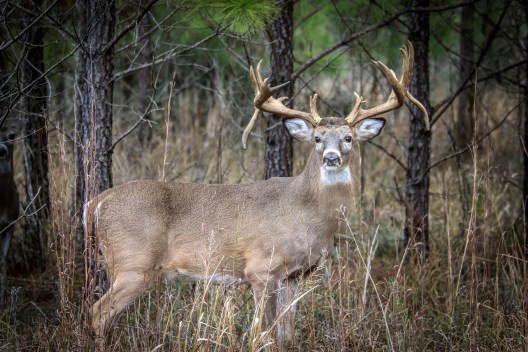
[524,4,528,258]
[20,0,49,273]
[525,94,528,259]
[264,0,294,179]
[75,0,115,299]
[75,0,115,207]
[137,0,154,146]
[455,5,475,149]
[404,0,432,261]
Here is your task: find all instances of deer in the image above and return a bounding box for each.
[0,125,20,310]
[87,42,428,347]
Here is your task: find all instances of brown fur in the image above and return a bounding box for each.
[0,126,19,312]
[0,127,19,257]
[88,117,381,344]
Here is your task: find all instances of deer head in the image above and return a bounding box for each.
[0,128,16,177]
[242,42,429,168]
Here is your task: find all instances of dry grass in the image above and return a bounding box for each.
[0,82,527,351]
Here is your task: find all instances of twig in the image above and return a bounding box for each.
[0,0,60,51]
[112,28,223,82]
[108,97,157,152]
[427,99,524,172]
[103,0,158,53]
[0,43,81,126]
[367,141,406,170]
[292,10,406,82]
[0,187,43,237]
[430,0,513,126]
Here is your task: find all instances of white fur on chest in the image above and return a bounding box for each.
[320,167,352,185]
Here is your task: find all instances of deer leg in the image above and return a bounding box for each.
[1,226,13,257]
[0,247,6,311]
[277,277,300,350]
[90,271,152,337]
[0,227,13,311]
[251,280,278,334]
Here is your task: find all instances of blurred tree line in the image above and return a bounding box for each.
[0,0,527,306]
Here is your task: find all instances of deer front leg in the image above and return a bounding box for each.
[1,227,12,258]
[251,280,278,334]
[0,226,13,311]
[277,277,300,349]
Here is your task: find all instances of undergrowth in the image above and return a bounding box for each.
[0,85,526,351]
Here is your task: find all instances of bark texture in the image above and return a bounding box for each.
[21,0,49,272]
[264,0,294,179]
[137,0,154,146]
[455,5,475,149]
[75,0,115,206]
[404,0,432,261]
[75,0,115,298]
[524,4,528,258]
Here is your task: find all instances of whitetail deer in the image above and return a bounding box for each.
[0,125,19,310]
[88,42,428,346]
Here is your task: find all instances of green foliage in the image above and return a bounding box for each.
[197,0,279,36]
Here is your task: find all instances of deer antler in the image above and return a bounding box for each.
[242,61,321,149]
[345,41,430,130]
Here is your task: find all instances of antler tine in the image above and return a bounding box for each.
[347,92,366,122]
[242,60,322,148]
[249,63,259,93]
[242,109,260,150]
[309,94,322,125]
[256,60,263,85]
[400,42,413,87]
[344,42,429,130]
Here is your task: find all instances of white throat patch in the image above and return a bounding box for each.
[320,167,352,185]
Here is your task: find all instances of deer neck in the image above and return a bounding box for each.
[294,149,353,214]
[0,160,13,179]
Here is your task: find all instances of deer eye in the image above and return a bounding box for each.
[344,136,352,143]
[314,136,322,143]
[7,132,15,140]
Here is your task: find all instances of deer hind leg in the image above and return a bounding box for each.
[90,271,153,337]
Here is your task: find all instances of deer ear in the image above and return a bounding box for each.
[284,118,313,141]
[353,118,385,141]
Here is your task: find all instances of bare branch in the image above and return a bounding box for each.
[103,0,159,53]
[0,43,81,126]
[367,141,406,171]
[291,11,405,82]
[293,0,480,83]
[430,0,513,126]
[114,7,179,55]
[111,29,222,82]
[0,0,59,52]
[428,98,524,172]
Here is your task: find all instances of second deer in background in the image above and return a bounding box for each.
[0,125,20,311]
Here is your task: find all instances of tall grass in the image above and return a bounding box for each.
[0,82,526,351]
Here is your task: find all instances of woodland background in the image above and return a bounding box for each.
[0,0,527,350]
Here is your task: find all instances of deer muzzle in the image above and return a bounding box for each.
[323,151,341,168]
[0,144,8,159]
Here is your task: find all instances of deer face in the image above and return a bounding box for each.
[0,129,16,175]
[285,116,385,174]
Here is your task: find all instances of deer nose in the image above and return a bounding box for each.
[0,144,7,158]
[323,152,341,167]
